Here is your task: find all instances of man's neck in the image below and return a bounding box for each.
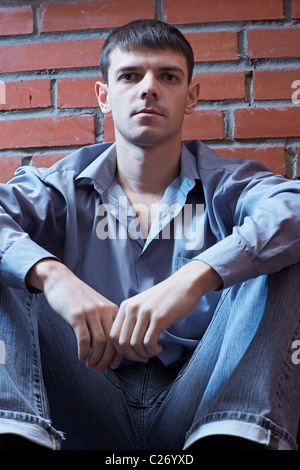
[115,138,181,197]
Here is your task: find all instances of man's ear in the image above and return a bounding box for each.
[95,80,111,114]
[184,81,200,116]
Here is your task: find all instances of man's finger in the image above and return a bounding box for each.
[94,340,121,372]
[73,321,92,362]
[143,322,164,356]
[86,320,106,368]
[110,307,150,362]
[129,315,152,358]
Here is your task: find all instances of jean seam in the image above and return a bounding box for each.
[25,293,47,420]
[102,368,123,390]
[139,360,152,450]
[174,287,231,382]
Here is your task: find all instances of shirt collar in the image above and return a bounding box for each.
[76,143,118,194]
[174,142,200,197]
[76,141,200,196]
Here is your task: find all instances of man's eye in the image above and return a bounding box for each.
[164,74,177,82]
[120,73,135,81]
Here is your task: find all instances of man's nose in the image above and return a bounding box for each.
[139,73,159,100]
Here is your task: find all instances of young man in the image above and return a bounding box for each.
[0,19,300,451]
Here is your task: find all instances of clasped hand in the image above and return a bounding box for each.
[32,259,221,373]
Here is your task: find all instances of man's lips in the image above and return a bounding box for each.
[133,108,164,116]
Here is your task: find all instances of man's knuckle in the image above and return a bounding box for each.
[143,338,153,351]
[109,331,117,342]
[130,337,139,348]
[79,335,91,351]
[119,337,129,348]
[92,324,104,338]
[71,309,85,324]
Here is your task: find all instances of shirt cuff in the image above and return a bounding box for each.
[192,233,256,289]
[1,236,59,290]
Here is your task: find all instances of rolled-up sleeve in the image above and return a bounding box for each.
[193,165,300,288]
[0,166,65,290]
[0,236,58,289]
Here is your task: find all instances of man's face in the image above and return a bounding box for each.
[96,47,198,148]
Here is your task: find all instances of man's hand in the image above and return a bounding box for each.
[26,259,123,372]
[26,259,222,369]
[109,260,222,362]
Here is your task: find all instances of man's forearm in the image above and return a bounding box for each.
[26,257,122,370]
[179,259,223,304]
[110,259,223,362]
[25,258,63,292]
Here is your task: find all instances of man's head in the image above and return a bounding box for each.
[96,19,198,148]
[100,19,194,85]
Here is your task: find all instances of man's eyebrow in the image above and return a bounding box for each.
[158,66,185,76]
[114,65,185,76]
[114,66,142,75]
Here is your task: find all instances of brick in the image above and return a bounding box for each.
[293,0,300,18]
[248,28,300,59]
[0,34,237,76]
[0,38,105,74]
[104,110,224,142]
[164,0,283,24]
[185,31,238,62]
[182,110,224,140]
[0,116,95,150]
[32,153,68,168]
[40,0,155,32]
[104,115,115,142]
[234,107,300,139]
[214,145,285,174]
[57,77,100,109]
[0,156,22,183]
[253,69,300,100]
[194,71,245,101]
[0,79,51,111]
[0,6,33,36]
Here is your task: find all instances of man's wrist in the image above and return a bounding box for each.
[25,258,61,292]
[180,259,223,298]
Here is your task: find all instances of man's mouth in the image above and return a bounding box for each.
[134,108,164,117]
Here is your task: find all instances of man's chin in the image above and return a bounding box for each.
[126,130,171,147]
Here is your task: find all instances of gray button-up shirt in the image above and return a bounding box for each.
[1,140,300,366]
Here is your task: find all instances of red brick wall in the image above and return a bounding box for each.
[0,0,299,183]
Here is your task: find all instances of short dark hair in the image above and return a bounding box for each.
[99,19,194,84]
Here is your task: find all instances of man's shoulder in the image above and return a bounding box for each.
[41,142,114,178]
[8,143,114,194]
[184,139,273,175]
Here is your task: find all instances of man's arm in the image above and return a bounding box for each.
[1,165,122,371]
[0,166,64,290]
[26,259,123,371]
[109,260,222,362]
[195,151,300,289]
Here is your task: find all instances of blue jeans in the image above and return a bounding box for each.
[1,263,300,450]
